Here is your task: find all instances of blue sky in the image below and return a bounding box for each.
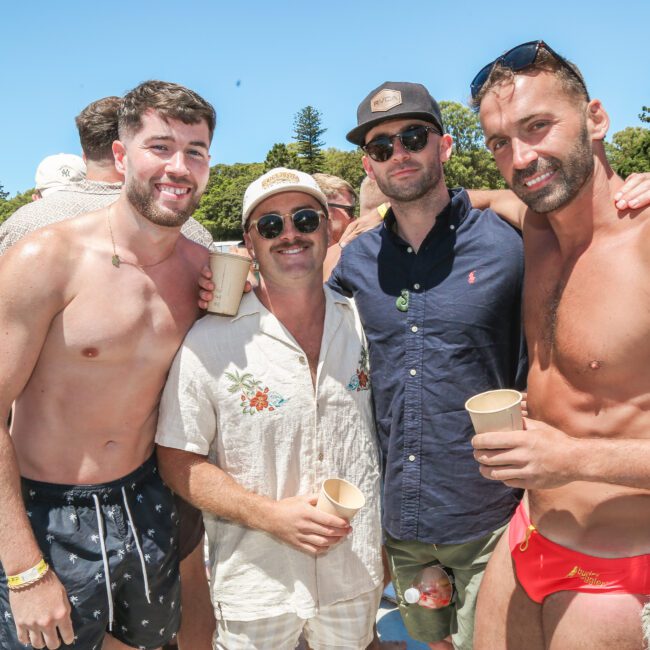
[2,0,648,196]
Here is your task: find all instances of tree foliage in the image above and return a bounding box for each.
[440,101,506,189]
[321,148,365,191]
[264,143,298,171]
[605,125,650,178]
[0,183,8,201]
[640,106,650,124]
[292,106,326,174]
[0,189,32,223]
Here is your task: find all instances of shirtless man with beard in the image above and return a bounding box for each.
[470,40,650,649]
[0,80,213,650]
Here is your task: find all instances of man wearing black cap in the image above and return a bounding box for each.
[328,82,526,649]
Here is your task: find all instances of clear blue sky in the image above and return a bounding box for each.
[2,0,648,196]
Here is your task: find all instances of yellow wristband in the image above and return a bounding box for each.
[7,558,49,590]
[377,203,389,219]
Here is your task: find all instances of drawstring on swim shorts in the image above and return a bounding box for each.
[519,524,536,552]
[91,488,152,631]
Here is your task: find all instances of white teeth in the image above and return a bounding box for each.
[159,185,188,195]
[525,171,553,187]
[278,248,303,255]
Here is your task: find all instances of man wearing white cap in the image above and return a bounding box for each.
[32,153,87,200]
[156,167,383,650]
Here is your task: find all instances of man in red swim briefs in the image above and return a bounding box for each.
[470,40,650,649]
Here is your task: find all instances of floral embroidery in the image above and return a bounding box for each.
[225,370,288,415]
[347,346,370,392]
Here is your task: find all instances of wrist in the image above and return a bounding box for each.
[7,557,49,591]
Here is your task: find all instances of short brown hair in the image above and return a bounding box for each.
[472,48,589,110]
[118,80,216,141]
[312,173,358,202]
[75,96,121,162]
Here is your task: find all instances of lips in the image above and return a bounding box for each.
[156,183,192,198]
[523,170,555,189]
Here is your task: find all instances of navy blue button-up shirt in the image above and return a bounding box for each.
[329,188,526,545]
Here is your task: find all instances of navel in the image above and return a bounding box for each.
[82,347,100,358]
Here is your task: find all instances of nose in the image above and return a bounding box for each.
[511,138,538,170]
[390,136,411,162]
[279,214,300,240]
[165,151,190,176]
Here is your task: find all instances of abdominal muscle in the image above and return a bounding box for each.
[527,372,650,558]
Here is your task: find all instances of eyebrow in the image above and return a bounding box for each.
[144,134,209,150]
[484,112,550,148]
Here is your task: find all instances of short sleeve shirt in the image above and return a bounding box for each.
[156,287,383,621]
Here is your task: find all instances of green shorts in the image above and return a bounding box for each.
[385,523,507,649]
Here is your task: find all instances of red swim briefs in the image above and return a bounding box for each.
[509,501,650,603]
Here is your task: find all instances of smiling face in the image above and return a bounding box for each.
[243,191,328,288]
[114,109,211,227]
[362,118,452,204]
[479,72,596,214]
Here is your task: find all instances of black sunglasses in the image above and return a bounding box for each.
[470,40,589,100]
[328,202,356,218]
[363,124,441,163]
[247,208,326,240]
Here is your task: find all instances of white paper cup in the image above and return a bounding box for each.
[316,478,365,521]
[465,389,523,434]
[206,251,251,316]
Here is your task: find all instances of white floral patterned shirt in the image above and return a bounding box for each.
[156,286,382,621]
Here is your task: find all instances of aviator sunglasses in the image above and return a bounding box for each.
[363,124,441,163]
[470,40,589,100]
[247,208,326,240]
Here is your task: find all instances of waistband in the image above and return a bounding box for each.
[21,454,158,506]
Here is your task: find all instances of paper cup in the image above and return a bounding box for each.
[206,251,251,316]
[316,478,365,521]
[465,389,523,434]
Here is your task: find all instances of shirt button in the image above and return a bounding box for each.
[408,454,416,462]
[409,369,417,376]
[413,283,421,290]
[411,325,418,333]
[450,224,456,230]
[407,246,413,253]
[298,356,306,365]
[318,452,324,461]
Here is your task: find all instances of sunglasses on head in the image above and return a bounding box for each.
[470,40,589,100]
[363,124,441,163]
[247,208,326,240]
[328,202,356,218]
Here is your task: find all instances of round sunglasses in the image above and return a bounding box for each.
[247,208,326,240]
[362,124,441,162]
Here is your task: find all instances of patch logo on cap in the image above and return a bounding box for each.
[370,89,402,113]
[261,171,300,189]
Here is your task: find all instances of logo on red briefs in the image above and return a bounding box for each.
[566,565,606,586]
[468,271,476,284]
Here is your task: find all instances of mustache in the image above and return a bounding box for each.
[270,238,312,252]
[512,157,558,186]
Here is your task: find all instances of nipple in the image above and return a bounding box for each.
[588,360,602,371]
[82,347,99,358]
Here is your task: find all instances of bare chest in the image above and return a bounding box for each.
[525,239,650,389]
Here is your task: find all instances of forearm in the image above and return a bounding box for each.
[571,437,650,489]
[157,446,277,532]
[467,188,525,230]
[0,428,43,573]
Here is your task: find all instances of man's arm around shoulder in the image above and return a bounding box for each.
[0,230,75,647]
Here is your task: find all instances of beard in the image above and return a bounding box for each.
[510,123,594,214]
[126,175,202,227]
[375,160,443,203]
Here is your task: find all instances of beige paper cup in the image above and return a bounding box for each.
[465,389,523,434]
[316,478,366,521]
[207,251,251,315]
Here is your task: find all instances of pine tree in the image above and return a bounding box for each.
[292,106,327,174]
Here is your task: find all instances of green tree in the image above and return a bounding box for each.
[0,189,32,223]
[640,106,650,124]
[440,101,505,189]
[193,162,264,240]
[321,148,365,191]
[605,126,650,178]
[292,106,326,174]
[264,143,298,171]
[0,183,8,201]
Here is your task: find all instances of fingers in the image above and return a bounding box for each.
[29,628,46,649]
[57,614,75,645]
[200,264,212,280]
[615,172,650,210]
[198,275,214,291]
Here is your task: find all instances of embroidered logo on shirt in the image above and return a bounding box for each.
[566,565,606,586]
[346,347,370,392]
[226,370,288,415]
[468,270,476,284]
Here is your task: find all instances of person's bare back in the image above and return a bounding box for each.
[5,207,206,485]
